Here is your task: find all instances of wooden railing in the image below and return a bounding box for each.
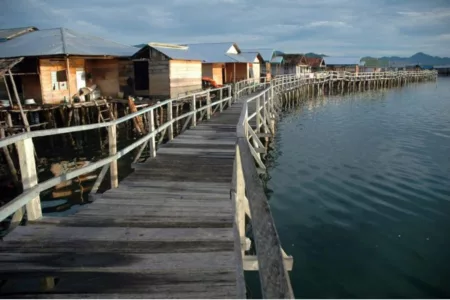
[0,85,243,222]
[232,76,294,299]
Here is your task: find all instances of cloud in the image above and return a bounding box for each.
[1,0,449,57]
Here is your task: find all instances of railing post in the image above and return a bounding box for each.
[15,137,41,220]
[256,95,261,132]
[228,85,232,105]
[149,109,156,157]
[167,102,174,140]
[191,95,197,127]
[207,92,211,119]
[219,88,224,111]
[108,124,118,188]
[234,142,246,256]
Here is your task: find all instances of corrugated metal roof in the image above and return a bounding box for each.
[241,48,274,62]
[324,56,363,66]
[0,28,137,58]
[142,42,251,63]
[0,57,24,77]
[184,42,241,63]
[0,27,37,41]
[151,44,202,61]
[238,52,262,63]
[271,56,283,64]
[305,57,324,67]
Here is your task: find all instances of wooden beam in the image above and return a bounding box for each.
[7,70,30,132]
[65,56,72,102]
[237,138,294,299]
[15,137,41,220]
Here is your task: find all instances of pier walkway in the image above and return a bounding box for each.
[0,96,251,298]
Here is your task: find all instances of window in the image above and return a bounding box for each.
[51,70,68,91]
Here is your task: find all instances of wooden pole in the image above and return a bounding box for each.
[8,70,30,132]
[66,56,73,102]
[0,127,19,187]
[16,137,42,220]
[108,124,118,188]
[3,76,14,107]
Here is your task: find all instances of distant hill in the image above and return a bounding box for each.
[134,44,146,48]
[363,52,450,66]
[305,52,327,58]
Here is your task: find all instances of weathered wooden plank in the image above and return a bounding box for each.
[0,271,237,298]
[3,226,234,243]
[0,252,235,272]
[237,138,294,299]
[30,216,234,228]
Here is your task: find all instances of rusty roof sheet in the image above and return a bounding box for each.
[283,54,308,65]
[305,57,324,67]
[0,57,24,77]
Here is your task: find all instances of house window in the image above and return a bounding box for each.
[51,70,68,91]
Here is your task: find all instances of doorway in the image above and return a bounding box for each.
[133,61,149,91]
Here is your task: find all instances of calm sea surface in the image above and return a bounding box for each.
[259,77,450,298]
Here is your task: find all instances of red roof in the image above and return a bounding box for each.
[305,57,324,67]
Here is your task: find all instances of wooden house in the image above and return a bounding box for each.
[282,54,310,75]
[305,57,325,72]
[324,57,363,73]
[241,49,284,80]
[0,28,136,105]
[132,43,203,99]
[185,42,256,84]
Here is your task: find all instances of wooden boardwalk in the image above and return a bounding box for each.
[0,99,249,298]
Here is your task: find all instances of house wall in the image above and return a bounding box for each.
[170,60,202,97]
[118,59,134,97]
[326,65,358,72]
[149,60,170,99]
[85,59,120,97]
[225,63,248,83]
[252,61,261,81]
[212,63,224,85]
[202,63,213,78]
[39,57,85,104]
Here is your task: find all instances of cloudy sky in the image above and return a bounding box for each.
[1,0,449,57]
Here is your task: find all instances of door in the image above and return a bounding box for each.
[76,69,86,91]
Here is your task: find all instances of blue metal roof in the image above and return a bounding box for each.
[0,28,137,58]
[241,48,274,62]
[324,56,363,66]
[142,42,251,63]
[151,45,202,61]
[238,52,261,63]
[184,42,241,63]
[271,56,284,63]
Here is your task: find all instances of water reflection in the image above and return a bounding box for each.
[265,78,450,298]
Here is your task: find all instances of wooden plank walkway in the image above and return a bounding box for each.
[0,95,254,298]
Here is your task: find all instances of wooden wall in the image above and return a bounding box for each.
[85,59,120,97]
[22,75,42,101]
[212,63,224,85]
[224,63,248,83]
[39,58,84,104]
[202,63,213,78]
[119,59,134,93]
[149,61,170,98]
[169,60,202,97]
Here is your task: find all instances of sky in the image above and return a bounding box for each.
[1,0,450,57]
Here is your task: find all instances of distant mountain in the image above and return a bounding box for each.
[305,52,327,58]
[363,52,450,66]
[134,44,146,48]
